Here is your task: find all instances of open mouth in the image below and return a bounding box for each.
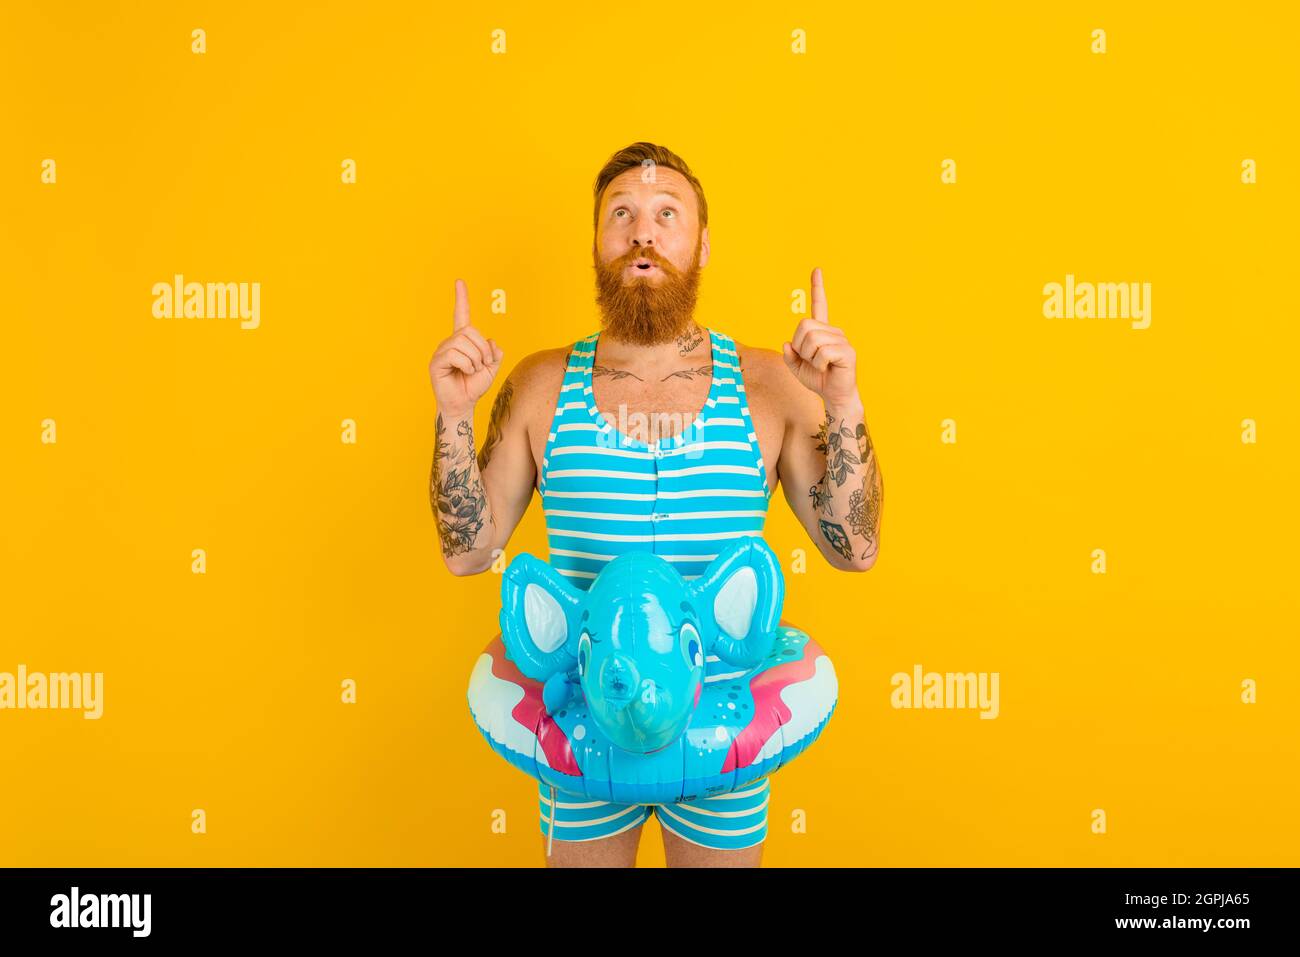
[631,258,657,271]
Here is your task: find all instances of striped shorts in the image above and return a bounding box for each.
[537,778,771,851]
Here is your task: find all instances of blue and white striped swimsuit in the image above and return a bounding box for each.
[539,327,771,583]
[534,327,774,851]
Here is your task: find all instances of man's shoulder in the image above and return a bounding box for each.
[729,335,818,431]
[510,344,573,388]
[498,343,575,430]
[729,336,785,387]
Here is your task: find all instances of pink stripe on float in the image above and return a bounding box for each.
[721,622,821,774]
[485,635,583,777]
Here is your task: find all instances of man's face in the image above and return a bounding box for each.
[592,166,710,346]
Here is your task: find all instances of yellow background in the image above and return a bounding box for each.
[2,1,1296,866]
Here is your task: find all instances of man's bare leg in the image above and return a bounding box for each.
[543,822,646,867]
[661,828,764,868]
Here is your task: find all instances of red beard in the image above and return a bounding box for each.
[592,244,702,345]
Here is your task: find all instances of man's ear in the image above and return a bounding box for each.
[698,225,710,269]
[688,537,783,670]
[499,554,583,681]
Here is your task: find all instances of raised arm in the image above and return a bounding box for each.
[774,268,883,571]
[428,279,537,576]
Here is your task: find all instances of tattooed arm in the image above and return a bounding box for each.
[430,360,543,576]
[776,386,883,572]
[771,268,882,570]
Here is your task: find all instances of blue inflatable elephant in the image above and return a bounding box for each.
[498,537,785,754]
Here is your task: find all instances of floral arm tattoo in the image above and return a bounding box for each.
[430,410,492,558]
[477,377,514,474]
[808,407,883,564]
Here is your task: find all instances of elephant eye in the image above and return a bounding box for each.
[679,622,703,669]
[578,632,591,677]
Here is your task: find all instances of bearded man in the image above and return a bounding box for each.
[429,141,883,868]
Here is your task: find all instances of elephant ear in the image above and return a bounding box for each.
[499,553,583,682]
[688,537,784,670]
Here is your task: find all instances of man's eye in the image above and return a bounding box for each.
[661,209,675,218]
[614,208,628,218]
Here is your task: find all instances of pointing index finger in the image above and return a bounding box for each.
[811,267,828,323]
[453,279,471,331]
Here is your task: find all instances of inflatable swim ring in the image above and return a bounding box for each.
[467,537,838,845]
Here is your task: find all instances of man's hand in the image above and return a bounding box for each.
[774,266,881,571]
[781,267,859,409]
[429,279,504,418]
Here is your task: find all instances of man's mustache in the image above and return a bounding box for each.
[613,249,678,274]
